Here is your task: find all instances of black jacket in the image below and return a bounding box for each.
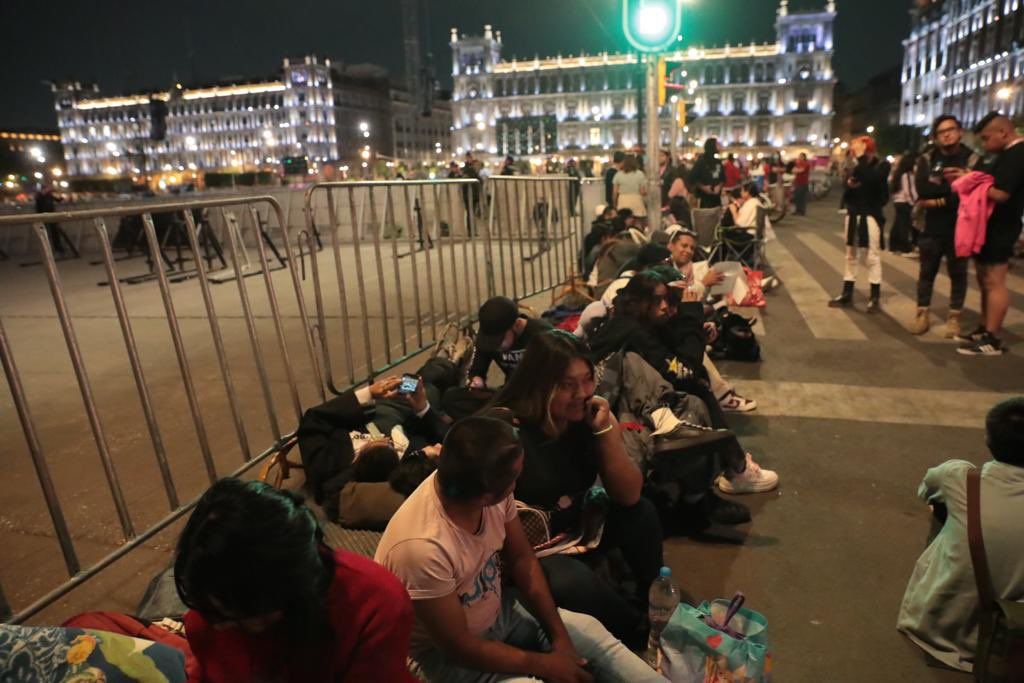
[914,144,978,238]
[297,388,448,519]
[587,310,703,388]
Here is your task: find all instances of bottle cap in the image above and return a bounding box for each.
[660,566,672,577]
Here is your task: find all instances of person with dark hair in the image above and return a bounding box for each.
[956,113,1023,356]
[586,273,776,499]
[175,478,416,682]
[911,114,978,337]
[688,138,725,208]
[793,152,812,216]
[580,205,617,271]
[604,150,626,206]
[298,356,460,521]
[828,135,892,312]
[500,155,516,176]
[488,331,662,650]
[441,297,552,421]
[889,152,919,255]
[898,397,1024,672]
[574,243,671,336]
[376,416,662,682]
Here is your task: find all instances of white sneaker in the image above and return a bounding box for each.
[717,453,779,494]
[719,390,758,413]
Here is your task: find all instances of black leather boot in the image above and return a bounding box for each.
[866,283,881,314]
[828,280,854,308]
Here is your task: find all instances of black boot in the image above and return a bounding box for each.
[828,280,854,308]
[866,283,881,314]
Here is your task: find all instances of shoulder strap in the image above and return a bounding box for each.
[966,467,996,607]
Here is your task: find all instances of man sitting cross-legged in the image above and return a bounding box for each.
[375,415,665,683]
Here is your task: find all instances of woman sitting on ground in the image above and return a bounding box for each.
[586,272,777,501]
[175,478,416,682]
[488,329,663,651]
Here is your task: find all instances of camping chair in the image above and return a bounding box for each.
[690,207,723,252]
[714,206,767,269]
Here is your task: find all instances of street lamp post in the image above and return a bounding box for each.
[623,0,684,225]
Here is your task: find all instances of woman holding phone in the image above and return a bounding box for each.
[488,329,663,651]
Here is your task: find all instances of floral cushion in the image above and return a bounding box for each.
[0,623,186,682]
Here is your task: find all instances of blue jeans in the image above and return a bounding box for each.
[411,595,665,682]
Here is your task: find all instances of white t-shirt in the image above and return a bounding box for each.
[374,472,517,653]
[613,169,646,195]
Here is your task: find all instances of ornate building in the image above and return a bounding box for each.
[450,1,836,161]
[901,0,1024,131]
[51,56,451,179]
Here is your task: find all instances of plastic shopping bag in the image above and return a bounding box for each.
[660,593,772,683]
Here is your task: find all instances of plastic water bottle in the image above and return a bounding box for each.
[646,566,681,666]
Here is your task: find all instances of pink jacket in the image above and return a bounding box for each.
[952,171,995,258]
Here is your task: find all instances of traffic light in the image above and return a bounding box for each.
[657,57,667,107]
[622,0,684,53]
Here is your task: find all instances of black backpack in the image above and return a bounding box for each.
[711,311,761,362]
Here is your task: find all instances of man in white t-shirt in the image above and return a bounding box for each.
[375,416,664,683]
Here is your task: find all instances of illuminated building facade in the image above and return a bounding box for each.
[1,130,65,188]
[450,1,836,161]
[51,56,451,179]
[901,0,1024,131]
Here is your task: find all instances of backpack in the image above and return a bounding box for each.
[62,611,200,682]
[711,311,761,362]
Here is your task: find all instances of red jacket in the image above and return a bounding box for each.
[724,161,742,188]
[185,549,416,683]
[952,171,996,258]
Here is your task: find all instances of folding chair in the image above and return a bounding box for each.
[714,206,767,269]
[690,207,723,252]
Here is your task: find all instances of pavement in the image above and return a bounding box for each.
[1,194,1023,680]
[663,203,1023,682]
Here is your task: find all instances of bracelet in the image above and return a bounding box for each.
[592,424,615,436]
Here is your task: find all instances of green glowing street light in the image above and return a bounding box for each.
[622,0,683,53]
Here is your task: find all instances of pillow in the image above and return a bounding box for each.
[0,623,186,682]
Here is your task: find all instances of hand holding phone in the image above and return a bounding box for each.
[585,395,613,434]
[398,374,420,395]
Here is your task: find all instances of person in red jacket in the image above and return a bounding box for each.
[174,478,416,683]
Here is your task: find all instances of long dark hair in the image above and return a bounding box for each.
[890,152,918,194]
[611,271,666,323]
[490,330,593,431]
[174,479,333,644]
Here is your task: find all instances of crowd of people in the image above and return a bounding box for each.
[20,120,1020,682]
[832,113,1023,356]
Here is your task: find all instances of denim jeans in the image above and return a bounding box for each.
[411,594,665,682]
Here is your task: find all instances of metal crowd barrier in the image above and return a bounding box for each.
[0,176,584,623]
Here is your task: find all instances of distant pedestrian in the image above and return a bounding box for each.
[612,154,648,220]
[604,150,625,206]
[566,158,581,216]
[724,153,742,192]
[792,153,812,216]
[889,152,919,255]
[34,184,64,255]
[500,155,516,176]
[828,135,891,313]
[688,138,725,208]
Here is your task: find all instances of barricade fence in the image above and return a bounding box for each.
[0,176,583,623]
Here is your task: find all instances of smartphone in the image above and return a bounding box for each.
[398,374,420,395]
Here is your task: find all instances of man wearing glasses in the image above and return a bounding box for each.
[911,115,979,338]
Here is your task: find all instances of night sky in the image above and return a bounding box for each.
[0,0,909,130]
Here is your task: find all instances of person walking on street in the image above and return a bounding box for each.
[957,113,1024,356]
[792,153,811,216]
[604,150,625,207]
[34,184,64,255]
[889,152,919,256]
[566,158,581,217]
[910,115,978,338]
[688,138,725,208]
[828,135,891,313]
